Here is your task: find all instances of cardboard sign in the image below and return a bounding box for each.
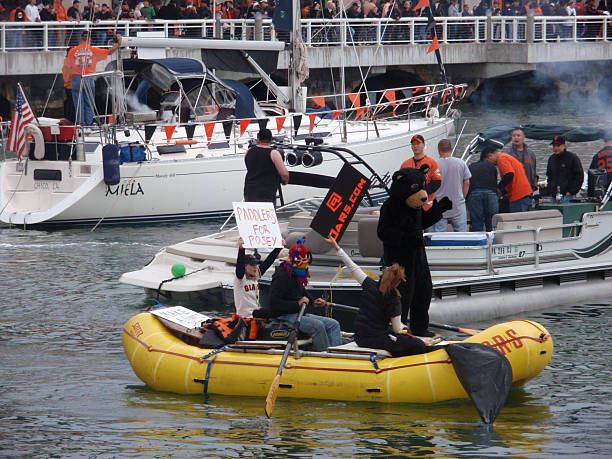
[232,202,283,248]
[310,163,371,242]
[150,306,211,329]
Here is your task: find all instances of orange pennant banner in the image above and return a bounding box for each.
[108,115,114,125]
[276,116,286,133]
[348,93,365,119]
[308,113,317,132]
[204,122,215,144]
[239,119,251,137]
[427,35,440,54]
[164,125,176,143]
[413,0,429,10]
[331,111,341,121]
[383,90,398,115]
[312,96,326,108]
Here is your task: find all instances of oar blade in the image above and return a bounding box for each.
[264,374,281,418]
[458,327,481,336]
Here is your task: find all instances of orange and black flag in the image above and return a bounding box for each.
[413,0,447,84]
[427,35,440,54]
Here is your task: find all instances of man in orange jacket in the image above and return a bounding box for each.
[483,146,533,212]
[53,0,68,46]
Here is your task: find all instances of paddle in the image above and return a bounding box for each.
[264,302,307,418]
[327,302,481,336]
[428,322,481,336]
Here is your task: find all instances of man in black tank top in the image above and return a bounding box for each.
[243,129,290,205]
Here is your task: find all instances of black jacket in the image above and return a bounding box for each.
[354,277,401,338]
[377,196,446,265]
[546,149,584,196]
[267,263,312,317]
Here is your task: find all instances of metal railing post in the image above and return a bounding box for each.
[486,11,492,43]
[526,10,534,43]
[409,17,415,43]
[43,23,48,51]
[254,12,262,41]
[377,20,381,45]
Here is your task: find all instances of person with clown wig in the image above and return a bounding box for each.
[267,237,342,351]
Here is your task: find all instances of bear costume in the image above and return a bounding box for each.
[377,167,452,337]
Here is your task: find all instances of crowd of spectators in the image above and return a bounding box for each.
[0,0,610,46]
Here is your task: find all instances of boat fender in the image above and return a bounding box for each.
[102,144,121,185]
[24,123,44,160]
[175,139,198,145]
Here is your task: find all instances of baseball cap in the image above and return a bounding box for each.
[244,253,261,265]
[411,134,425,144]
[550,135,565,145]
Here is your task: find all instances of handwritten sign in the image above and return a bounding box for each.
[310,163,371,242]
[232,201,283,248]
[150,306,211,329]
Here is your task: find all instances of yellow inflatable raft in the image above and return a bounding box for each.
[122,312,553,404]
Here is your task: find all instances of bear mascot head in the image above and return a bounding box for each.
[389,166,430,210]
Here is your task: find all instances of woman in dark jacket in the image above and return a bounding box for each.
[326,238,440,357]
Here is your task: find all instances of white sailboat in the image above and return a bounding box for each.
[0,19,465,227]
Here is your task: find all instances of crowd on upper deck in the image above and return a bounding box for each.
[1,0,610,23]
[0,0,609,48]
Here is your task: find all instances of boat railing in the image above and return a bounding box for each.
[480,220,586,273]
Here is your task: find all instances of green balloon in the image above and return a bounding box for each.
[171,263,186,278]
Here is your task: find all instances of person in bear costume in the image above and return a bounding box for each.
[377,166,453,337]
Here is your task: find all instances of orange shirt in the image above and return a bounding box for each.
[66,43,110,76]
[54,1,68,21]
[401,155,441,209]
[497,153,532,202]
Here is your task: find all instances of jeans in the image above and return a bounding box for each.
[278,312,341,352]
[432,211,468,232]
[467,189,499,232]
[71,75,96,126]
[509,195,533,213]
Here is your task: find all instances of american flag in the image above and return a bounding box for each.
[7,85,35,161]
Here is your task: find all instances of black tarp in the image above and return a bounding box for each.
[446,342,513,424]
[477,124,606,148]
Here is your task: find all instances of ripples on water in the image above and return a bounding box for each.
[1,102,612,457]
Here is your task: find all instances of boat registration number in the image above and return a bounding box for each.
[492,245,527,259]
[34,181,60,191]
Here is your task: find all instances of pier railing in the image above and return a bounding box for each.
[0,15,609,52]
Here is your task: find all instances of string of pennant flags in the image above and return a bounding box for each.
[149,84,465,145]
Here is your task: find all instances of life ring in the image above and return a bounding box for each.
[24,123,44,160]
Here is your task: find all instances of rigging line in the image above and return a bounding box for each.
[349,2,400,101]
[90,161,143,232]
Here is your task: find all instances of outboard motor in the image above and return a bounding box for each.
[286,149,304,167]
[302,150,323,168]
[102,144,120,185]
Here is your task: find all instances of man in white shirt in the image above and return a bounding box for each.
[432,138,471,232]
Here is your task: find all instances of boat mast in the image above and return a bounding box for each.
[289,0,301,112]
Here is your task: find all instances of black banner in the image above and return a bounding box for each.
[310,163,371,242]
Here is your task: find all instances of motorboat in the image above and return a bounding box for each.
[0,35,465,227]
[122,307,553,404]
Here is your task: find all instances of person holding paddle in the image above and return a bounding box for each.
[266,238,341,352]
[325,237,441,356]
